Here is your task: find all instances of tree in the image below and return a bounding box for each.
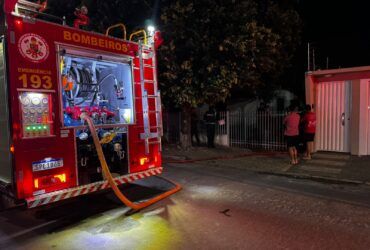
[158,0,301,148]
[44,0,301,148]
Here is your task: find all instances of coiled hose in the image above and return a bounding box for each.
[80,113,181,211]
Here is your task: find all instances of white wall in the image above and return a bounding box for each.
[351,79,369,156]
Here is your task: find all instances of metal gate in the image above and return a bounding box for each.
[163,110,287,150]
[316,81,351,152]
[229,110,286,150]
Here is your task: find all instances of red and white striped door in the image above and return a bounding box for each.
[316,81,351,152]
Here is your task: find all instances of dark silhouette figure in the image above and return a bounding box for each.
[301,104,316,160]
[204,106,217,148]
[191,109,200,146]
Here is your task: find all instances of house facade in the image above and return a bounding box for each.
[305,66,370,156]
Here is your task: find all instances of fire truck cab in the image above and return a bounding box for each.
[0,0,168,209]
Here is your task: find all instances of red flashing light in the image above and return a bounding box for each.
[15,20,22,26]
[10,145,15,153]
[13,123,20,130]
[34,173,67,190]
[139,157,149,165]
[54,174,66,183]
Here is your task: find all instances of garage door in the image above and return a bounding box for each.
[316,81,351,152]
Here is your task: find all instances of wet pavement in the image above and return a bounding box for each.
[1,162,370,249]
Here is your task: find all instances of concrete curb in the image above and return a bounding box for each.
[163,152,285,164]
[257,170,369,186]
[163,151,370,186]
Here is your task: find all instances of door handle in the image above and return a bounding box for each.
[341,113,345,126]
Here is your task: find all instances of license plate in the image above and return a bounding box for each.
[32,158,64,172]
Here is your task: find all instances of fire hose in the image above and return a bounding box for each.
[80,113,181,211]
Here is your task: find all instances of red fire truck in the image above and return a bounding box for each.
[0,0,180,209]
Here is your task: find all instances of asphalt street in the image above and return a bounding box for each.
[1,162,370,250]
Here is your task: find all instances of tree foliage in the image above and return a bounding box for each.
[158,0,301,107]
[44,0,301,148]
[45,0,301,107]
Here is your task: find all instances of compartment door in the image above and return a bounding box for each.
[0,38,12,184]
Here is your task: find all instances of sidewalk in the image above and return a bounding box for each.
[162,145,370,186]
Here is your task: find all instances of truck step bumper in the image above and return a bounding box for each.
[26,167,163,208]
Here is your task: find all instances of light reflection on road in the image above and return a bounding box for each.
[22,206,182,250]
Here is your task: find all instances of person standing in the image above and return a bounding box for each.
[301,104,316,160]
[284,105,300,165]
[204,106,217,148]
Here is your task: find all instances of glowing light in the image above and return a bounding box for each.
[38,209,181,249]
[60,58,65,73]
[54,174,66,183]
[146,25,155,37]
[33,173,66,190]
[139,157,148,165]
[123,109,131,123]
[188,185,221,200]
[15,20,22,26]
[10,145,15,153]
[147,25,155,35]
[24,92,44,99]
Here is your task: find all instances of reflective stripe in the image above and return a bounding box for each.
[80,188,90,195]
[26,167,163,208]
[41,196,52,205]
[53,193,63,202]
[72,189,82,197]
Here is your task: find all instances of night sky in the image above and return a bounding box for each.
[2,0,370,96]
[300,0,370,69]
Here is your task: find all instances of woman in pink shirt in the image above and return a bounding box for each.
[284,105,300,165]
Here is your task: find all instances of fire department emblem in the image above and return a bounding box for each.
[18,33,49,63]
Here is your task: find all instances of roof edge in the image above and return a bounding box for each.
[306,65,370,77]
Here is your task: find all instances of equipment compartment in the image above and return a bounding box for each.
[76,128,128,185]
[60,53,134,127]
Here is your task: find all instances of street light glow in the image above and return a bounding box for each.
[147,25,155,35]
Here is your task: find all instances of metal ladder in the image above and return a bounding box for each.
[15,0,44,13]
[138,42,163,154]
